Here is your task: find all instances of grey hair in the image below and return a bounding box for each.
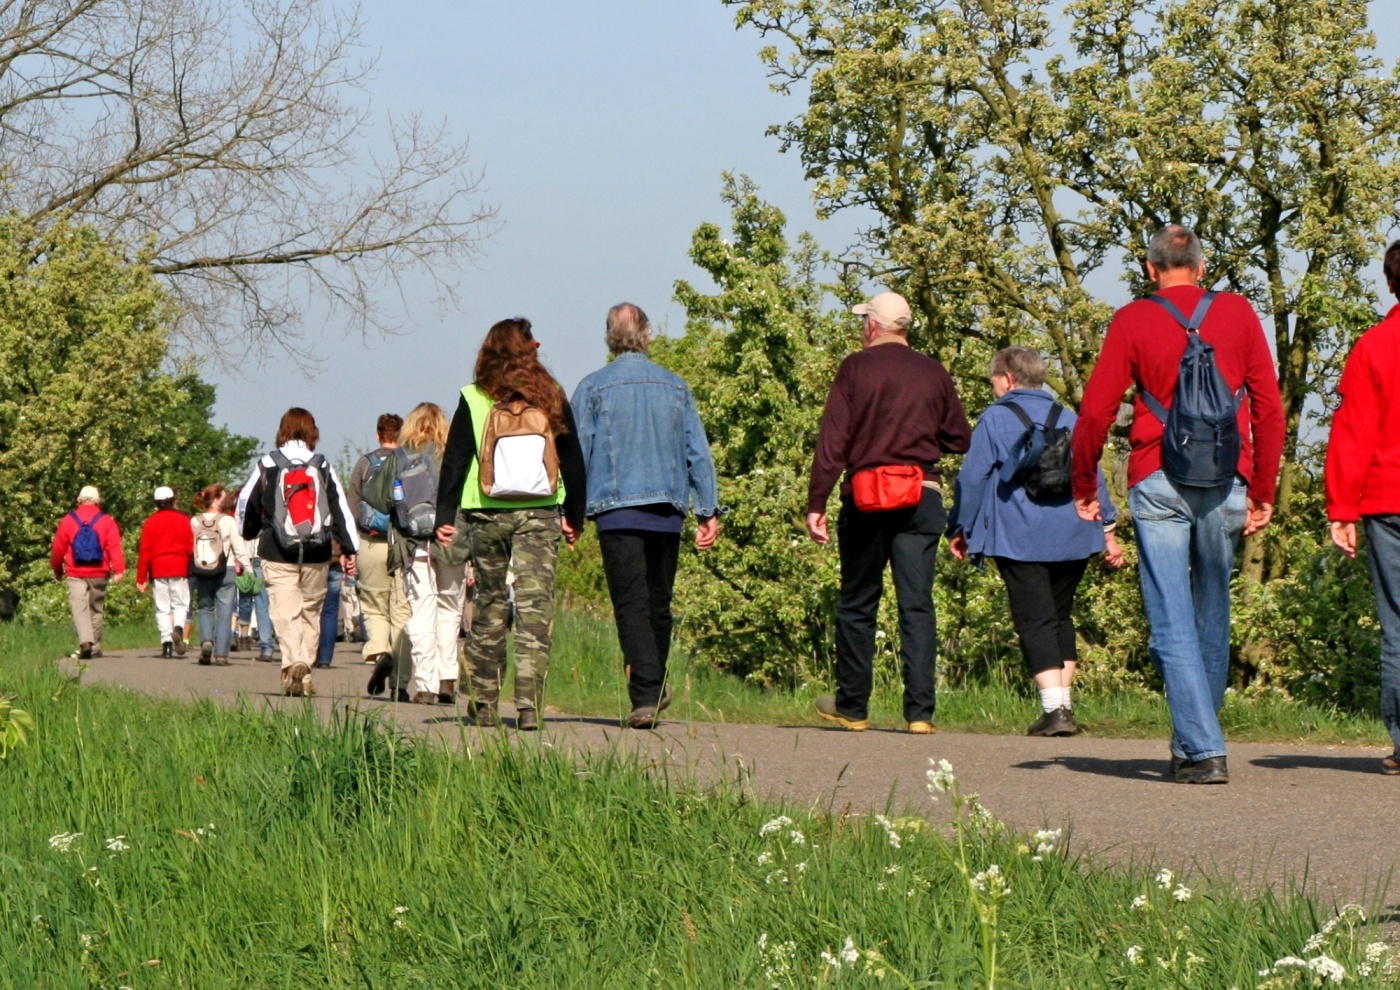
[605,302,651,355]
[989,347,1047,389]
[1146,225,1204,271]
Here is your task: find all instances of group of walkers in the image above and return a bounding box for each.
[46,225,1400,776]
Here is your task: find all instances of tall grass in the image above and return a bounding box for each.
[1,640,1396,988]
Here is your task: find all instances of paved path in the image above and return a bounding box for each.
[74,642,1398,910]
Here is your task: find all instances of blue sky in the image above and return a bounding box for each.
[207,1,1400,463]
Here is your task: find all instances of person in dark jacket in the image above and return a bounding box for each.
[806,291,972,733]
[947,347,1124,737]
[51,485,126,659]
[135,485,194,658]
[435,317,586,731]
[237,407,359,698]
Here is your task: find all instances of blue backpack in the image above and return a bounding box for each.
[1140,291,1245,488]
[70,512,106,567]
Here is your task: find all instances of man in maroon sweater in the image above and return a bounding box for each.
[1325,240,1400,775]
[807,291,972,732]
[1071,226,1284,784]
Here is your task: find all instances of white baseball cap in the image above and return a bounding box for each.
[153,485,175,501]
[852,291,912,329]
[78,485,101,503]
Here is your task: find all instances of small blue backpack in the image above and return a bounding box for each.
[1140,290,1245,488]
[70,512,106,567]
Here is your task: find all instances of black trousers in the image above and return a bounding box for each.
[834,488,946,722]
[992,556,1090,676]
[599,530,682,709]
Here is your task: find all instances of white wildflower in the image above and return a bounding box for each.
[884,863,901,875]
[757,851,774,867]
[926,758,956,795]
[1126,945,1144,965]
[764,870,787,885]
[49,832,83,853]
[840,937,858,966]
[757,933,797,987]
[1131,894,1149,911]
[1032,828,1061,855]
[821,947,841,968]
[79,932,94,949]
[970,864,1010,898]
[1364,942,1390,963]
[873,814,901,850]
[1172,885,1192,902]
[795,862,808,874]
[788,829,806,845]
[1155,868,1173,889]
[105,836,130,854]
[759,816,792,838]
[877,881,887,892]
[1307,956,1346,983]
[392,905,409,916]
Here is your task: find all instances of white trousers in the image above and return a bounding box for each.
[405,553,467,696]
[153,577,191,642]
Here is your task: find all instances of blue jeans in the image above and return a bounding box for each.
[236,559,275,652]
[1362,516,1400,755]
[317,563,343,667]
[191,568,237,657]
[1129,471,1247,762]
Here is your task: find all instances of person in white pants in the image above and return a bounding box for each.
[135,485,194,658]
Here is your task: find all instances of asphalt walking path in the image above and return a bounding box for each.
[73,641,1398,911]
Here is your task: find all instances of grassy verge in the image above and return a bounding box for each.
[15,610,1390,746]
[1,640,1396,988]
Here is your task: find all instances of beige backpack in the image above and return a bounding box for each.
[479,399,559,500]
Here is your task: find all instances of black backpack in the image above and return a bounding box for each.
[998,401,1073,503]
[1140,291,1245,488]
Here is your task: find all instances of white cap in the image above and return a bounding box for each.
[153,485,175,501]
[78,485,101,504]
[852,291,912,330]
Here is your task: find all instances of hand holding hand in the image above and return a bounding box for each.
[806,512,829,545]
[1075,497,1101,522]
[561,518,579,550]
[341,554,357,578]
[1103,531,1126,568]
[435,524,456,547]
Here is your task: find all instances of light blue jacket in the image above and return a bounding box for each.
[948,389,1116,562]
[571,353,719,519]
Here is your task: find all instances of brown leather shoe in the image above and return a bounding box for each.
[412,691,437,705]
[468,701,498,727]
[437,679,456,705]
[517,708,539,731]
[1382,754,1400,775]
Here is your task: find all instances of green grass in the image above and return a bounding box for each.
[0,630,1395,989]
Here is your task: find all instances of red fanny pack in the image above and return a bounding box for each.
[851,465,924,512]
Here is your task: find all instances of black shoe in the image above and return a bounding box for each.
[198,640,213,665]
[1027,707,1076,737]
[517,708,539,732]
[366,654,393,696]
[394,689,412,703]
[172,626,186,656]
[1169,751,1186,777]
[78,642,93,660]
[1174,756,1229,784]
[162,642,173,659]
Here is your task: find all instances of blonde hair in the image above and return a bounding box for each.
[400,402,448,453]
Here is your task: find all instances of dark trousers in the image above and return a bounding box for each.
[834,488,946,722]
[316,562,343,668]
[599,530,682,709]
[993,557,1090,676]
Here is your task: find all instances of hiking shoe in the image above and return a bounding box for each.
[282,663,312,698]
[623,684,673,729]
[161,642,173,658]
[1174,756,1228,784]
[172,626,186,656]
[79,642,93,660]
[366,654,393,697]
[1382,754,1400,775]
[468,701,498,727]
[908,721,936,735]
[438,679,456,705]
[394,689,412,703]
[412,691,437,705]
[517,708,539,732]
[814,695,868,731]
[213,656,230,666]
[198,641,213,665]
[1027,707,1077,737]
[258,650,275,663]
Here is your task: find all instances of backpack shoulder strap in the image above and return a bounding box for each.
[1146,289,1218,333]
[997,400,1044,484]
[1044,403,1064,431]
[69,511,82,527]
[1000,400,1036,431]
[269,449,292,472]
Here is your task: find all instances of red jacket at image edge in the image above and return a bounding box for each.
[50,504,126,580]
[136,507,195,582]
[1326,303,1400,522]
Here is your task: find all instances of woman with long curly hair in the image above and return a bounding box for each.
[189,484,248,666]
[434,318,585,730]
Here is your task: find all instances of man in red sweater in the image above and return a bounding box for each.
[807,290,972,733]
[50,485,126,659]
[1325,240,1400,776]
[1071,226,1284,784]
[136,485,194,658]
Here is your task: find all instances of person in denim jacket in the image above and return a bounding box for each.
[947,347,1124,737]
[571,303,720,728]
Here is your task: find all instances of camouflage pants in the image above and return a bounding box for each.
[463,507,561,711]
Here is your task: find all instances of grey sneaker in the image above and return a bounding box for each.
[1027,707,1078,737]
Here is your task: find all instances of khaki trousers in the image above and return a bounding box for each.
[66,577,108,648]
[262,561,328,672]
[356,539,406,658]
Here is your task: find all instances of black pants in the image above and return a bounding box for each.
[834,488,946,722]
[993,557,1090,676]
[599,530,682,709]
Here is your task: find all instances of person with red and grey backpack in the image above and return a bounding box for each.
[237,407,359,697]
[50,485,126,659]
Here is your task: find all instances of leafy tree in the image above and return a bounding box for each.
[0,0,496,357]
[0,215,257,607]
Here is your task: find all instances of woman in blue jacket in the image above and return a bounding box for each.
[948,347,1124,736]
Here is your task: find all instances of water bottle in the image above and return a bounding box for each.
[392,479,404,503]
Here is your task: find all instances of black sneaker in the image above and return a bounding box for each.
[366,654,393,696]
[172,626,187,656]
[1027,707,1076,737]
[78,642,93,660]
[1174,756,1229,784]
[162,642,173,659]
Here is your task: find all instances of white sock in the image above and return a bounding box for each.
[1060,685,1072,710]
[1038,687,1060,713]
